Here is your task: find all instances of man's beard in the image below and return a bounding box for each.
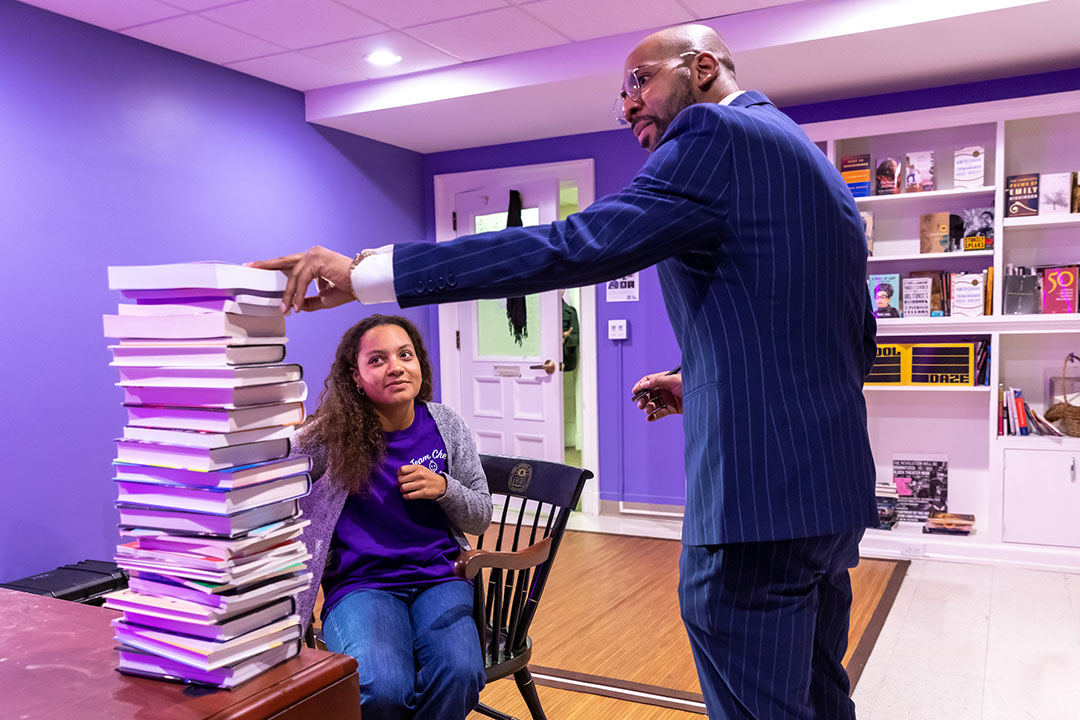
[645,77,697,152]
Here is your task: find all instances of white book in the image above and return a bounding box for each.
[108,263,287,293]
[901,277,932,318]
[117,536,306,573]
[950,273,986,317]
[114,457,312,491]
[112,616,301,671]
[122,424,294,449]
[118,548,312,586]
[115,472,311,514]
[126,571,312,610]
[110,343,286,367]
[121,380,307,409]
[118,300,284,317]
[116,499,300,537]
[104,312,286,340]
[125,401,306,433]
[1040,172,1073,215]
[953,145,985,189]
[117,364,301,389]
[124,288,283,304]
[119,596,296,642]
[105,582,301,623]
[117,638,299,688]
[127,518,309,560]
[114,437,291,472]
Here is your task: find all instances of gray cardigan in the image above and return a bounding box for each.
[292,402,492,632]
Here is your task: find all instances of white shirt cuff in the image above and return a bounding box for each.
[350,245,397,304]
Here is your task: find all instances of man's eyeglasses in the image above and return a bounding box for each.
[614,51,698,126]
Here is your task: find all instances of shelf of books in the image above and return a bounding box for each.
[99,262,313,689]
[807,91,1080,571]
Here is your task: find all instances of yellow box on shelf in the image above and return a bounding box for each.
[909,343,974,386]
[866,344,908,385]
[866,343,975,386]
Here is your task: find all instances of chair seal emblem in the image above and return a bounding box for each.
[508,463,532,494]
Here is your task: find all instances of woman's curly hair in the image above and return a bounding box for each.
[302,314,433,494]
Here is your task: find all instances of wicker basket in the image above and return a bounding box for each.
[1043,353,1080,437]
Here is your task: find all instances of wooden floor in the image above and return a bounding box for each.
[468,529,904,718]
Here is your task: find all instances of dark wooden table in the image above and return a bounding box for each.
[0,587,362,719]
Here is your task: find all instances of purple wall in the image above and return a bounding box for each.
[0,1,428,582]
[424,65,1080,507]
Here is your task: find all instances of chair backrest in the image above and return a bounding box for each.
[474,453,591,667]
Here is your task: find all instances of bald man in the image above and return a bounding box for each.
[254,24,878,720]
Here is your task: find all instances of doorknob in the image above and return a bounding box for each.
[529,359,556,375]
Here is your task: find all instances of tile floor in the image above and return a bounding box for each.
[852,559,1080,720]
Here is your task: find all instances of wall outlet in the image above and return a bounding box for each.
[608,319,628,340]
[900,542,925,558]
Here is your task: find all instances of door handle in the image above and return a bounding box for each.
[529,359,556,375]
[1072,457,1076,482]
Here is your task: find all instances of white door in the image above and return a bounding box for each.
[452,180,564,461]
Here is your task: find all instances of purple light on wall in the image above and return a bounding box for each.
[0,0,428,582]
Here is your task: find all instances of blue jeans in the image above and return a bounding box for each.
[322,580,485,720]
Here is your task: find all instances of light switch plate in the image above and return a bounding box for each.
[608,319,628,340]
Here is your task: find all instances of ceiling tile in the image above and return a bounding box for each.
[406,6,570,62]
[201,0,388,50]
[227,51,366,90]
[122,14,285,64]
[21,0,183,31]
[333,0,510,29]
[160,0,240,10]
[302,31,460,78]
[678,0,804,20]
[520,0,694,42]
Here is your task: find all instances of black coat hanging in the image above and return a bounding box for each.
[505,190,528,345]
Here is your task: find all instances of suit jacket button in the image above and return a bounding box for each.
[437,275,446,290]
[427,278,436,292]
[447,271,457,287]
[415,280,425,294]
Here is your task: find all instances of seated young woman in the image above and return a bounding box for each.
[293,314,492,719]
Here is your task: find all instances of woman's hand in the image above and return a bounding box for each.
[398,464,448,500]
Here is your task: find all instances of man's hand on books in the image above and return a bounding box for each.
[248,246,354,314]
[632,372,683,422]
[398,464,448,501]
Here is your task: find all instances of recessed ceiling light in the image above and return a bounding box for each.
[365,50,402,67]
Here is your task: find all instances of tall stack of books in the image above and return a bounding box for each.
[101,262,313,689]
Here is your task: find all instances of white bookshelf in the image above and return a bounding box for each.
[864,385,991,393]
[1003,214,1080,230]
[867,250,993,265]
[806,90,1080,572]
[855,185,996,206]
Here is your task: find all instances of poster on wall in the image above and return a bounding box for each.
[891,454,948,523]
[606,273,639,302]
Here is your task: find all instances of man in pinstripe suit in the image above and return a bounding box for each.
[254,23,878,719]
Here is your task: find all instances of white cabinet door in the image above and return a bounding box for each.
[1003,449,1080,548]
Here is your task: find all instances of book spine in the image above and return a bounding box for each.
[1012,388,1029,436]
[997,384,1004,436]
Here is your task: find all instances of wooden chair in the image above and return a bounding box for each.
[455,453,591,720]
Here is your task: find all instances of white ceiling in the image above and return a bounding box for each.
[18,0,1080,153]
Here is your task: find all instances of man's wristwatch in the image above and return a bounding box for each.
[348,249,376,298]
